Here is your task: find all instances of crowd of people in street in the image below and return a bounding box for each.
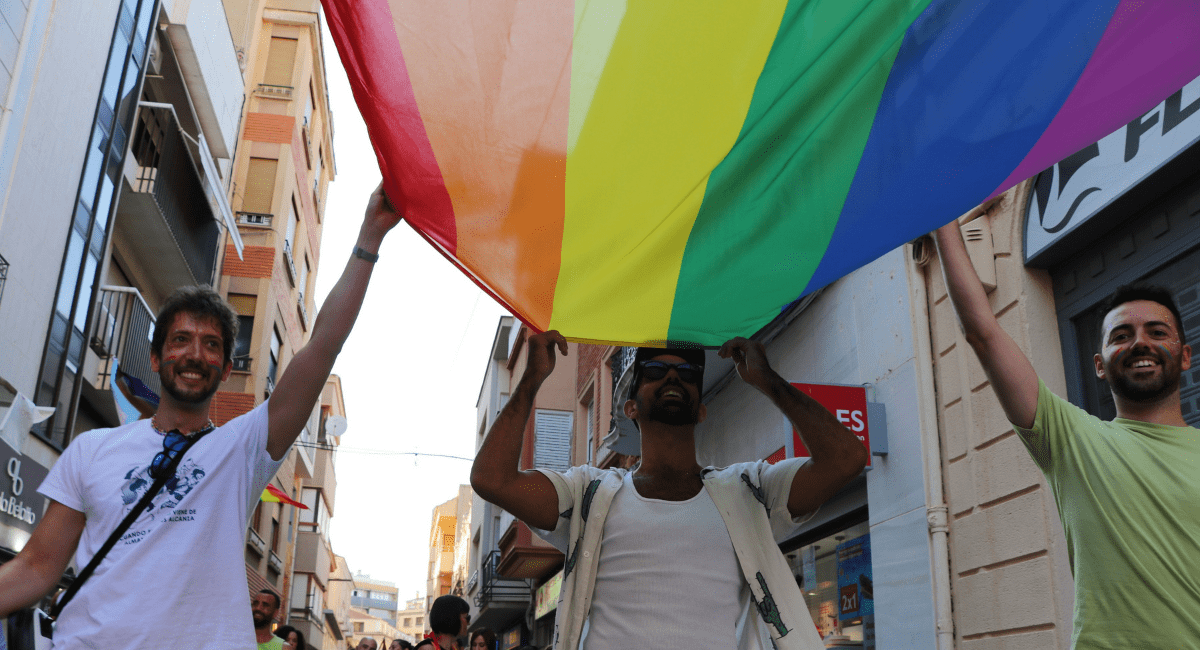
[0,181,1195,649]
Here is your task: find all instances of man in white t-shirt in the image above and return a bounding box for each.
[0,185,402,648]
[471,332,869,649]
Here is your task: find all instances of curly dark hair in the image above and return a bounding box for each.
[1099,283,1186,349]
[151,285,239,364]
[274,624,306,649]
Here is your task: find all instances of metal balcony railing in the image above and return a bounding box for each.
[475,550,530,608]
[255,84,293,99]
[236,211,273,227]
[283,239,297,285]
[247,528,267,556]
[131,105,221,285]
[231,357,251,372]
[92,286,160,396]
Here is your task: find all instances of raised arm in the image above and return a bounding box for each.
[0,501,85,615]
[719,338,868,518]
[266,184,401,459]
[470,331,566,531]
[933,202,1038,429]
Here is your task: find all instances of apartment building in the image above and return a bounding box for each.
[351,572,400,626]
[213,0,338,641]
[424,484,473,634]
[0,0,243,583]
[464,320,579,648]
[395,595,426,643]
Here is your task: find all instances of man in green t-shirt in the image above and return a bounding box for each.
[252,589,285,650]
[935,203,1198,649]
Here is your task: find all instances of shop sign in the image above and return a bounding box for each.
[502,626,522,650]
[1025,73,1200,263]
[790,383,874,466]
[534,570,563,619]
[836,534,873,622]
[0,445,49,533]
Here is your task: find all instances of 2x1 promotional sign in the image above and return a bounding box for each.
[790,383,871,467]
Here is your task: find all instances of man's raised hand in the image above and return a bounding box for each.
[524,330,568,385]
[719,337,777,389]
[363,181,403,239]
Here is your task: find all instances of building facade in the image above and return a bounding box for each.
[0,0,243,587]
[351,572,400,626]
[395,595,427,643]
[424,484,473,635]
[465,320,580,648]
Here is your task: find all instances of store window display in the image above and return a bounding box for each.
[785,520,874,649]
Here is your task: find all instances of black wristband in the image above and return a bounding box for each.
[353,246,379,263]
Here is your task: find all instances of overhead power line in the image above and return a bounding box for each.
[292,441,474,462]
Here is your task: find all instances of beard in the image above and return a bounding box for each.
[159,360,222,404]
[251,611,272,629]
[1105,348,1183,403]
[642,381,701,426]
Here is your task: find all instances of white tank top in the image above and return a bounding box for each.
[581,471,744,649]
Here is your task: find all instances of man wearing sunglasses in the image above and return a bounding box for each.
[472,332,868,650]
[0,185,402,648]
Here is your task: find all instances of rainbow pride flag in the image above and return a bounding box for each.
[323,0,1200,346]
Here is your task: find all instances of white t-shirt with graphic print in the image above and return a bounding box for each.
[38,401,282,649]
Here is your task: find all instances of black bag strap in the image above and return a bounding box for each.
[48,424,215,620]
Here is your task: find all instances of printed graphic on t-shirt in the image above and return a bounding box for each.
[117,460,207,539]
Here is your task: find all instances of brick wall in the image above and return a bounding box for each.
[223,245,275,279]
[211,391,257,425]
[244,112,294,144]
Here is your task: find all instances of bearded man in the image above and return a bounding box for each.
[0,185,401,648]
[471,333,867,649]
[934,208,1199,649]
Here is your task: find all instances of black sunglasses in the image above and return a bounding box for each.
[639,360,703,384]
[149,426,213,479]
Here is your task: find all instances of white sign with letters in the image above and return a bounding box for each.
[1025,74,1200,262]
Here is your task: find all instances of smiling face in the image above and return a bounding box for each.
[1094,300,1192,404]
[626,354,706,426]
[150,311,232,404]
[250,592,278,629]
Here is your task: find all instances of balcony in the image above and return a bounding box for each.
[231,357,251,372]
[283,239,297,285]
[255,84,294,100]
[115,104,222,298]
[496,518,562,581]
[89,286,161,404]
[268,550,284,574]
[237,211,273,227]
[294,530,331,586]
[247,528,267,557]
[474,550,531,632]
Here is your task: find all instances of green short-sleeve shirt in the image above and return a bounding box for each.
[258,637,285,650]
[1015,379,1200,649]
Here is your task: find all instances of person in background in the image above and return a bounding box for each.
[469,627,497,650]
[356,637,378,650]
[391,639,416,650]
[273,625,306,650]
[251,590,284,650]
[414,640,434,650]
[426,594,470,650]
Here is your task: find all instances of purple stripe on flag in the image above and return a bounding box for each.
[989,0,1200,197]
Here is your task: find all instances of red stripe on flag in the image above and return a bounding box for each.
[321,0,458,252]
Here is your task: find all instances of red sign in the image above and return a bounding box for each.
[790,383,871,466]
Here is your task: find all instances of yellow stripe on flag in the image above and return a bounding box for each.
[553,1,789,344]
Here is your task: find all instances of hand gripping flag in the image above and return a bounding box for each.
[322,0,1200,346]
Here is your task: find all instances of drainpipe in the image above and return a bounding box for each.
[906,241,955,650]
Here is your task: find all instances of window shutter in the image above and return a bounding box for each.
[534,409,573,472]
[264,37,298,86]
[242,158,277,213]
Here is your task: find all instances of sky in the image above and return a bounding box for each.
[313,23,509,601]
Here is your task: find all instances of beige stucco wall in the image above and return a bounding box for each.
[925,182,1076,649]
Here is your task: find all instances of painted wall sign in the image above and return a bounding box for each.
[1026,74,1200,263]
[836,534,874,622]
[790,383,872,466]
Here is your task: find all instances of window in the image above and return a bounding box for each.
[298,257,309,300]
[416,616,423,626]
[304,81,315,128]
[300,487,331,535]
[286,198,298,252]
[243,158,277,214]
[270,510,281,552]
[534,409,573,471]
[269,328,281,384]
[264,37,298,86]
[585,398,594,465]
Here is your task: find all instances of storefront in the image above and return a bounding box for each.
[1025,73,1200,426]
[696,244,937,648]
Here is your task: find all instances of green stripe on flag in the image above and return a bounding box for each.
[667,0,932,345]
